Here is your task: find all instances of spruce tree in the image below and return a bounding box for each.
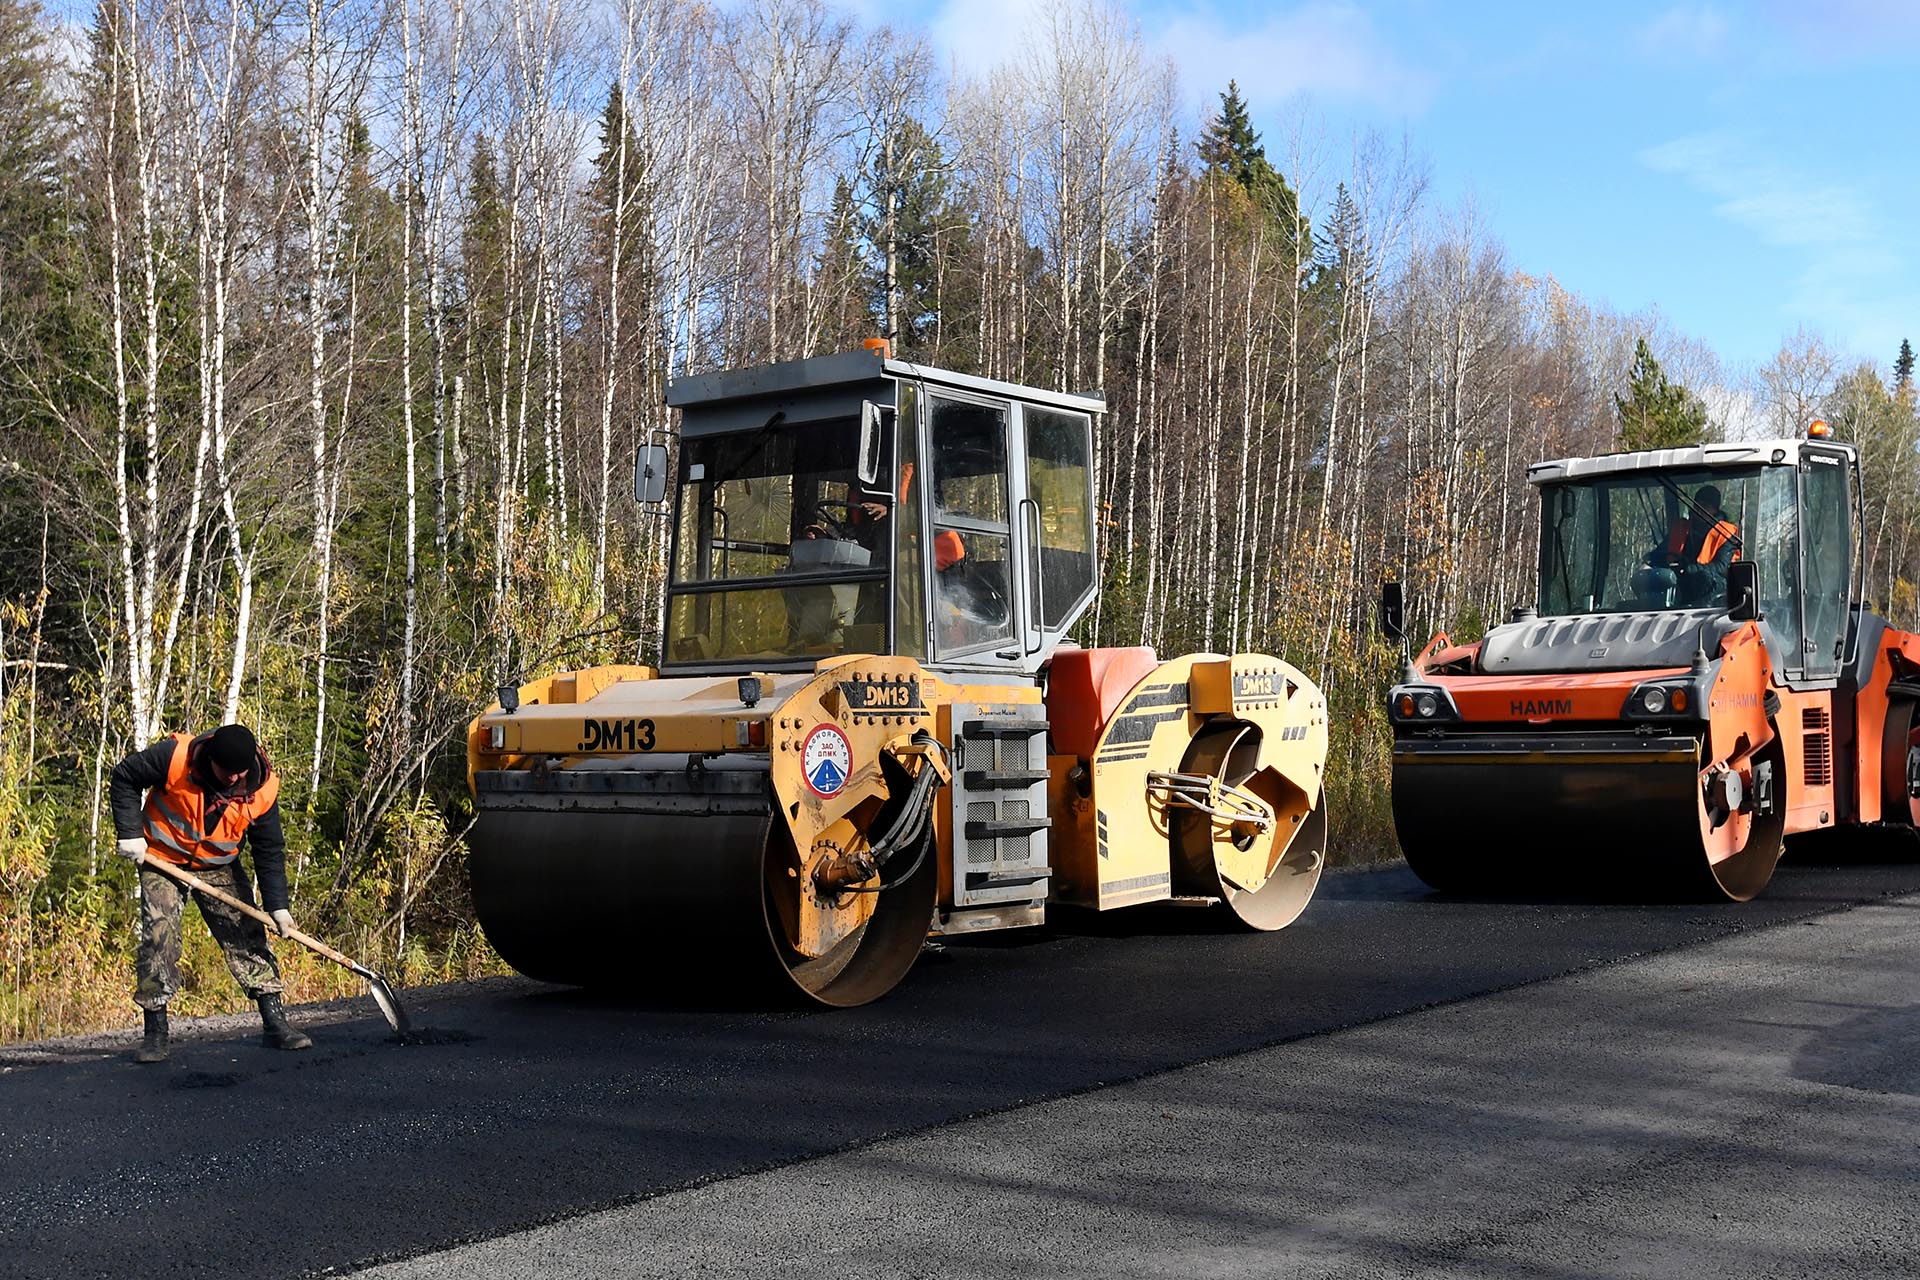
[815,176,872,347]
[858,118,953,352]
[585,84,646,286]
[1895,338,1914,391]
[1614,336,1710,450]
[458,137,506,372]
[1197,81,1304,236]
[1312,183,1368,296]
[0,0,74,433]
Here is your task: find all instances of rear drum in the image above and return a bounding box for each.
[1170,722,1326,930]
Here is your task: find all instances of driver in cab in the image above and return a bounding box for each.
[798,477,894,553]
[786,476,894,649]
[1637,484,1738,607]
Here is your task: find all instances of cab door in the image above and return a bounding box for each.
[1798,448,1852,681]
[1010,402,1098,658]
[924,391,1020,663]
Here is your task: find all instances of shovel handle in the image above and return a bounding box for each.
[135,852,363,973]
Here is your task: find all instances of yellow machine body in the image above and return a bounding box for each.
[465,350,1331,1005]
[467,647,1328,1004]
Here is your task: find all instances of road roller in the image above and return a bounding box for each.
[465,344,1330,1005]
[1385,420,1920,900]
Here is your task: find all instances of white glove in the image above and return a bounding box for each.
[270,909,297,938]
[115,837,146,862]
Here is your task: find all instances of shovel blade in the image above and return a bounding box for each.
[362,972,411,1035]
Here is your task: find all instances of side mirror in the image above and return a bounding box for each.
[634,442,670,505]
[856,402,883,487]
[1379,580,1406,644]
[1727,560,1760,621]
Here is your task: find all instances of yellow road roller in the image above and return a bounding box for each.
[466,346,1329,1005]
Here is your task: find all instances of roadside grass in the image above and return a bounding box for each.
[2,894,509,1046]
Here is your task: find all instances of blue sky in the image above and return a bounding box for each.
[896,0,1919,376]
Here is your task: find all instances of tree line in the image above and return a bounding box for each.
[0,0,1914,1039]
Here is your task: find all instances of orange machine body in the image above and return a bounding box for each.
[1387,434,1920,900]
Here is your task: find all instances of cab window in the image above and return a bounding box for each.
[1800,456,1850,677]
[928,395,1014,656]
[893,386,927,660]
[1024,407,1094,628]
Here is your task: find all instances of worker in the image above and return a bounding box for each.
[1637,484,1739,606]
[933,529,966,573]
[799,482,892,550]
[933,528,1017,651]
[110,724,313,1063]
[844,483,894,554]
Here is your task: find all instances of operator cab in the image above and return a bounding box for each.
[1524,431,1859,685]
[649,347,1102,677]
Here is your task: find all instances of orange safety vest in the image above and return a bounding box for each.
[933,530,967,571]
[141,733,279,868]
[1665,516,1739,566]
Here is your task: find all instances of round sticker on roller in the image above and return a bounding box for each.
[801,725,853,797]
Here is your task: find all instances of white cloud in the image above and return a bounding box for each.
[927,0,1054,78]
[1758,0,1920,62]
[924,0,1432,116]
[1640,131,1909,361]
[1642,134,1881,250]
[1633,1,1920,68]
[1635,4,1732,60]
[1154,2,1433,116]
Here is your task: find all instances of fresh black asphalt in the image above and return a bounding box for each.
[3,856,1917,1279]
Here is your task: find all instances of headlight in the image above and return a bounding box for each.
[487,723,506,750]
[1626,682,1700,719]
[1391,684,1455,723]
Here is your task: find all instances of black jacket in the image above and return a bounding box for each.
[110,737,291,912]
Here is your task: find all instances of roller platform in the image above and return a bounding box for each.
[1392,731,1787,901]
[469,756,935,1007]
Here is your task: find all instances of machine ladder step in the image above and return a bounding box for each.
[964,768,1053,789]
[963,719,1051,738]
[965,816,1053,839]
[965,868,1051,888]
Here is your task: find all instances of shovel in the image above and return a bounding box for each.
[135,851,412,1035]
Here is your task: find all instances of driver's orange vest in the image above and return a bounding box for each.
[1665,518,1738,565]
[141,733,279,868]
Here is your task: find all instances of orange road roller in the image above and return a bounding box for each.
[466,347,1329,1005]
[1386,421,1920,900]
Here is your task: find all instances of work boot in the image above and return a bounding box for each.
[133,1008,169,1064]
[257,994,313,1051]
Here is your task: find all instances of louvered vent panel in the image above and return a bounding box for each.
[949,704,1052,907]
[1802,706,1833,786]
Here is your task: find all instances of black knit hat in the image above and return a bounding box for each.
[208,724,257,774]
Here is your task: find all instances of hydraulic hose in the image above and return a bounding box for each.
[844,731,947,894]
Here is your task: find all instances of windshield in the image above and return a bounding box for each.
[667,416,894,664]
[1539,466,1779,617]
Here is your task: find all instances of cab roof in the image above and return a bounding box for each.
[1526,436,1854,486]
[666,348,1107,417]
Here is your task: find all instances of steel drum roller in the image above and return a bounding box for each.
[470,764,935,1007]
[1392,732,1786,901]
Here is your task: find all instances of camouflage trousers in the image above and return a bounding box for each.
[135,861,283,1010]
